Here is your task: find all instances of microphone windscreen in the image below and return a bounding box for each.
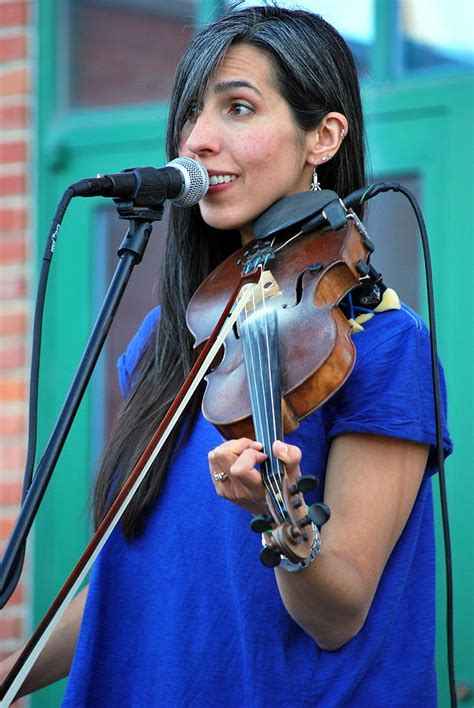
[167,157,209,207]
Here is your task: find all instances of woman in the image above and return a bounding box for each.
[2,5,451,706]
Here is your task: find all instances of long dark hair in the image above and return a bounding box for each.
[94,4,367,540]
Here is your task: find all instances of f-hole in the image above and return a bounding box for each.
[281,269,307,310]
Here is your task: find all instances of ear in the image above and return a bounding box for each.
[306,112,349,167]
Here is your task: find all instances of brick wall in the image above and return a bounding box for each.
[0,0,32,688]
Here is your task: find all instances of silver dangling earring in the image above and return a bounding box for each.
[311,163,321,191]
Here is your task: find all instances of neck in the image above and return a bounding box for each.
[240,225,254,245]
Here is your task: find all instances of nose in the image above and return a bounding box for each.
[182,111,221,158]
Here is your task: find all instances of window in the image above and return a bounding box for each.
[224,0,375,76]
[225,0,474,79]
[400,0,474,74]
[60,0,196,109]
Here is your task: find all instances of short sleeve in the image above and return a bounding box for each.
[117,307,160,397]
[322,305,453,471]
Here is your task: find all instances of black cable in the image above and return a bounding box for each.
[395,185,456,708]
[0,187,74,606]
[347,182,457,707]
[23,189,74,491]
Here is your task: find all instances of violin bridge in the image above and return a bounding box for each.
[237,270,282,314]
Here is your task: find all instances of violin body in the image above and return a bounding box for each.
[187,218,371,440]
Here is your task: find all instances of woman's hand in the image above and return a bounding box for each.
[208,438,304,516]
[208,437,267,515]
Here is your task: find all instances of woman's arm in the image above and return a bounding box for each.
[0,586,88,699]
[208,433,428,650]
[273,434,428,649]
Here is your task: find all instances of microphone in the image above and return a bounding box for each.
[68,157,209,208]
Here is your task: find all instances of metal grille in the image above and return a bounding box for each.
[168,157,209,207]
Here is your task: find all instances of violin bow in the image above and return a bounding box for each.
[0,271,260,707]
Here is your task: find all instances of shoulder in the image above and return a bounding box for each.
[352,303,428,364]
[346,302,433,402]
[117,307,160,397]
[324,303,453,459]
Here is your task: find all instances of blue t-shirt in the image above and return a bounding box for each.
[63,304,452,707]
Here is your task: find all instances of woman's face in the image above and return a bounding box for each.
[179,43,315,243]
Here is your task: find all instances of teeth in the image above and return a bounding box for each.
[209,175,237,186]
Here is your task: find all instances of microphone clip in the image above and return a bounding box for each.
[114,198,165,224]
[113,197,166,265]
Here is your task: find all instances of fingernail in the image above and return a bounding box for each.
[279,442,288,454]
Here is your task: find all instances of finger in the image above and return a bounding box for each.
[272,440,302,481]
[220,461,268,515]
[208,452,232,485]
[218,438,264,455]
[209,442,263,484]
[209,438,262,468]
[209,444,268,516]
[229,448,267,477]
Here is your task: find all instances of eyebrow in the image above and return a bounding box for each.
[213,80,263,97]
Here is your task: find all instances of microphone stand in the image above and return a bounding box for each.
[0,200,164,605]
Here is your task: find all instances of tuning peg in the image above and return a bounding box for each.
[308,503,330,526]
[289,475,319,496]
[259,546,281,567]
[300,503,331,528]
[250,513,273,534]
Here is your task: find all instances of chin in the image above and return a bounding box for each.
[199,207,260,238]
[200,213,243,234]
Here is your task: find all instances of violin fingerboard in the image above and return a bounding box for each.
[240,307,287,522]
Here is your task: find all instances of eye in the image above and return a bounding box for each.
[229,101,253,117]
[185,101,202,122]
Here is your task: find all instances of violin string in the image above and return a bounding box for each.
[272,229,303,255]
[254,278,282,512]
[238,282,270,502]
[239,275,284,518]
[240,270,285,519]
[248,280,282,509]
[244,286,267,494]
[264,240,287,512]
[259,274,287,518]
[262,236,295,518]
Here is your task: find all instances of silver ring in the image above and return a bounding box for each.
[213,471,229,482]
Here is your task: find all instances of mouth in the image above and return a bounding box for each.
[208,174,238,186]
[206,173,238,194]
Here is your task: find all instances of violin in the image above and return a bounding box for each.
[187,208,373,567]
